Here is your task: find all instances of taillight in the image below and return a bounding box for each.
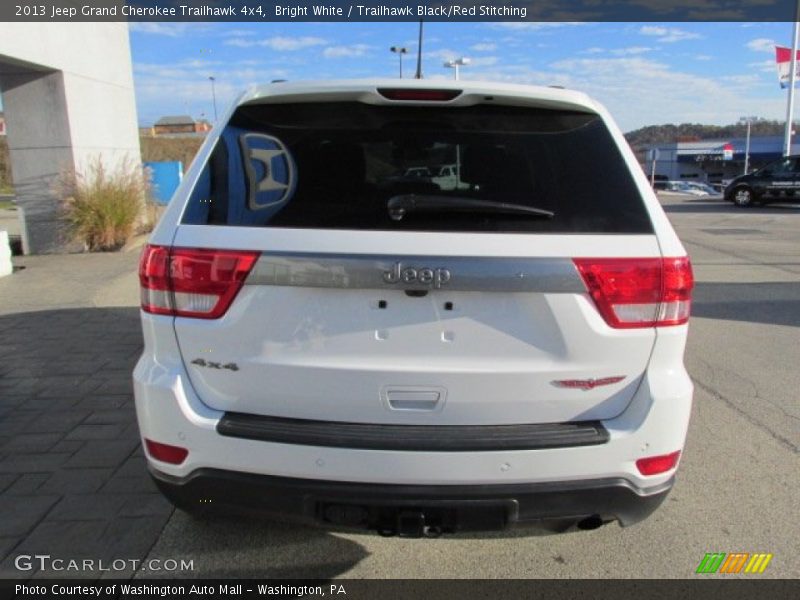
[636,450,681,476]
[139,245,259,319]
[573,257,693,328]
[138,245,172,316]
[144,439,189,465]
[377,88,462,101]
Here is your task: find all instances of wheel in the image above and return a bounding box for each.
[732,186,754,207]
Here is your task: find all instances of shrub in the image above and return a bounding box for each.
[0,138,12,192]
[59,156,151,251]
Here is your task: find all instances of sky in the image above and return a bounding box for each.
[128,21,795,132]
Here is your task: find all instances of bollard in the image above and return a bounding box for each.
[0,230,12,277]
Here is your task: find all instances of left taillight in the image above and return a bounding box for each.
[139,245,259,319]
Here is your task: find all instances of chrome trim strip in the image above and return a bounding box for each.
[245,253,584,292]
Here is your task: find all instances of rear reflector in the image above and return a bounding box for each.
[144,439,189,465]
[377,88,462,101]
[636,450,681,476]
[573,257,693,328]
[139,245,259,319]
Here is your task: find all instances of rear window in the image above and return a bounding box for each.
[182,102,653,234]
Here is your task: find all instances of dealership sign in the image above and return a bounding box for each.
[722,143,734,160]
[689,143,735,162]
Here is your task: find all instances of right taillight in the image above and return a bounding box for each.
[573,256,693,328]
[139,245,259,319]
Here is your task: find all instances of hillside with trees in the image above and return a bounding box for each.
[624,119,786,151]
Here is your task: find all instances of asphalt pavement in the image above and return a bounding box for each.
[141,195,800,579]
[0,194,798,579]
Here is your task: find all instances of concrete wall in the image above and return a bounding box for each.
[0,23,140,253]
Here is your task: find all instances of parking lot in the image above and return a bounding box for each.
[0,194,798,579]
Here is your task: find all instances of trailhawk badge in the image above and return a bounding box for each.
[382,262,451,288]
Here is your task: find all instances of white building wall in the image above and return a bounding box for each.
[0,23,140,253]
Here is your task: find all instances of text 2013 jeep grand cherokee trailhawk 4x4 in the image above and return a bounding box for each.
[134,80,694,537]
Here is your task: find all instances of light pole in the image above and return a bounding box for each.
[444,57,471,80]
[415,19,423,79]
[739,116,756,175]
[784,2,800,156]
[208,76,218,123]
[390,46,408,78]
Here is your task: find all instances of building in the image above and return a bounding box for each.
[0,111,6,136]
[644,136,800,184]
[153,115,212,136]
[0,23,140,254]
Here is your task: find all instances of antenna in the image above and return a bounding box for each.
[415,19,424,79]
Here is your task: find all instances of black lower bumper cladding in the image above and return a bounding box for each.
[216,412,610,452]
[151,467,673,535]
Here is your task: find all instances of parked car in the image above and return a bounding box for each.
[431,164,470,190]
[404,167,434,179]
[685,182,722,197]
[664,181,707,196]
[135,80,694,536]
[724,155,800,206]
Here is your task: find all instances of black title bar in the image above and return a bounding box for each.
[1,1,798,22]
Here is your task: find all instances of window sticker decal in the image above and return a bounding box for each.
[239,133,296,210]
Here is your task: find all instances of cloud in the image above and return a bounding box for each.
[323,44,371,58]
[749,59,778,74]
[720,74,764,87]
[465,55,784,130]
[612,47,653,56]
[581,46,652,57]
[224,29,257,38]
[491,22,586,31]
[132,59,290,126]
[746,38,777,53]
[470,43,497,52]
[469,56,498,67]
[225,36,326,51]
[128,23,197,37]
[639,25,701,43]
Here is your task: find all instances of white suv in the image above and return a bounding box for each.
[134,80,694,537]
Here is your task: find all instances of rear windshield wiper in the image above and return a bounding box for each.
[387,195,555,221]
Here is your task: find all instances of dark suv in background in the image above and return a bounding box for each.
[725,155,800,207]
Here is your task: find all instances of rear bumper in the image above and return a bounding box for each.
[150,466,673,533]
[134,313,693,529]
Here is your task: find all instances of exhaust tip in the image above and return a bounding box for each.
[576,515,605,531]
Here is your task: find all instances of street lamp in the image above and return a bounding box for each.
[443,57,471,80]
[739,116,758,175]
[208,76,218,123]
[390,46,408,78]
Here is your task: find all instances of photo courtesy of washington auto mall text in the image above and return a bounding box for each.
[15,583,347,597]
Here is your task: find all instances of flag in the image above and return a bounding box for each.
[776,45,800,88]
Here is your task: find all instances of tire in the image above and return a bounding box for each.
[732,186,755,207]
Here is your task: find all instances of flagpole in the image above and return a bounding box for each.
[784,5,800,156]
